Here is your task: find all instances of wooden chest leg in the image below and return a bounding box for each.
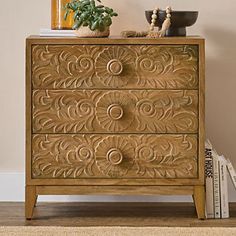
[193,185,206,220]
[25,186,37,220]
[34,195,38,207]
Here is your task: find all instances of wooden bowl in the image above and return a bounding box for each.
[145,10,198,36]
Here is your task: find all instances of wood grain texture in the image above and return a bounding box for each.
[25,186,37,220]
[33,90,198,133]
[36,186,194,195]
[26,39,32,185]
[32,45,198,89]
[193,185,206,219]
[198,41,206,185]
[27,36,205,46]
[32,134,198,179]
[26,178,205,186]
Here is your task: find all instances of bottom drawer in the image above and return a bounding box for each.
[32,134,198,179]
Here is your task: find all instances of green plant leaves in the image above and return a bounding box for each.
[91,20,99,30]
[104,15,112,27]
[64,10,70,20]
[64,0,118,31]
[90,0,95,7]
[80,0,90,8]
[73,19,83,30]
[111,12,118,17]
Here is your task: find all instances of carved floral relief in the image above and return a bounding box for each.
[95,136,135,177]
[32,134,198,179]
[33,90,198,133]
[96,91,135,132]
[95,47,136,87]
[132,90,198,133]
[32,45,198,89]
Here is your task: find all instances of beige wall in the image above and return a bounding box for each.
[0,0,236,198]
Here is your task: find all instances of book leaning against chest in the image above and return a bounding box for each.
[204,140,236,219]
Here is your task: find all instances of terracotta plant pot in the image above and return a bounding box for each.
[74,27,110,38]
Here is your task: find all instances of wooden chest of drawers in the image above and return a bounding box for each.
[26,37,205,219]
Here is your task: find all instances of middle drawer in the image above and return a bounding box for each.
[33,90,198,134]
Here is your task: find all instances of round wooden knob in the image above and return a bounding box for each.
[107,104,124,120]
[106,148,123,165]
[107,59,123,76]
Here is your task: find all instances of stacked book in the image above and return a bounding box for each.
[205,140,236,218]
[40,29,76,37]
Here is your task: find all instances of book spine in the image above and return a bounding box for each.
[219,156,229,218]
[227,159,236,189]
[205,147,214,218]
[213,151,221,218]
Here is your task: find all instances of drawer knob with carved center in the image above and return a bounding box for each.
[96,91,135,132]
[107,59,123,76]
[107,104,124,120]
[106,148,123,165]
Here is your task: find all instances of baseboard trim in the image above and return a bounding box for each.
[0,172,235,202]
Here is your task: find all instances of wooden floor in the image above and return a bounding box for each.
[0,202,236,227]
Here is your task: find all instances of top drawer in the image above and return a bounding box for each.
[32,44,198,89]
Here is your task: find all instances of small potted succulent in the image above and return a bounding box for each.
[64,0,118,37]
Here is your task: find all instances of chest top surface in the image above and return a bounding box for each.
[27,36,204,44]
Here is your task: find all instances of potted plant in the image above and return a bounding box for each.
[64,0,118,37]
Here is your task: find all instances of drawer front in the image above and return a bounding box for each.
[32,134,198,179]
[33,90,198,134]
[32,45,198,89]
